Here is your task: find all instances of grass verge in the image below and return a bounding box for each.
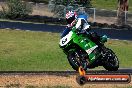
[0,29,71,71]
[0,29,132,71]
[91,0,132,12]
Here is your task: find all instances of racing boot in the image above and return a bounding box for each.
[78,66,86,76]
[100,35,108,43]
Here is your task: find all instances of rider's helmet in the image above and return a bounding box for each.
[66,11,77,27]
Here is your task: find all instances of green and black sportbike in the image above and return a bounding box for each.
[59,25,119,71]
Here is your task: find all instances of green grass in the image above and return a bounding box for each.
[91,0,132,12]
[0,29,132,71]
[0,29,71,71]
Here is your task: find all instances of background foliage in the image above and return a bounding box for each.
[48,0,92,17]
[0,0,32,19]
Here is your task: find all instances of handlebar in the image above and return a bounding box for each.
[72,26,91,35]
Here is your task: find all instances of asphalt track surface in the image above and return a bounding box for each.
[0,68,132,76]
[0,21,132,40]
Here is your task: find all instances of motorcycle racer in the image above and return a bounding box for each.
[64,11,95,71]
[65,11,103,46]
[65,11,90,32]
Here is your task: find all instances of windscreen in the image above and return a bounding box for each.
[61,28,71,38]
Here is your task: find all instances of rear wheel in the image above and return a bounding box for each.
[103,48,119,71]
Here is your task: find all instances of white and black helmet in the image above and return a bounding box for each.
[65,11,77,25]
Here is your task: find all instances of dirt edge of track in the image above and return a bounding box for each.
[0,75,131,88]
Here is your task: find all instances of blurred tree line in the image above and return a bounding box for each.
[48,0,91,7]
[48,0,92,17]
[0,0,32,19]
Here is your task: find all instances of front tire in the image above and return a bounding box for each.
[67,52,80,71]
[103,48,119,71]
[68,50,88,71]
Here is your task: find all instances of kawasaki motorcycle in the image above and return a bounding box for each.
[59,27,119,71]
[59,21,119,71]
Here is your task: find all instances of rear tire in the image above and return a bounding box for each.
[103,48,119,71]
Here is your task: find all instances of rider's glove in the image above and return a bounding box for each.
[83,24,91,32]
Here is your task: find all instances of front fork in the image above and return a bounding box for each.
[75,51,88,71]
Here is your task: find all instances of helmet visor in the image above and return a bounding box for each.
[66,15,75,24]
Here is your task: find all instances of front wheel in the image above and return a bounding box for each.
[67,51,88,71]
[103,48,119,71]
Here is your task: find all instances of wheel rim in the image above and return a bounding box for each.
[106,52,118,66]
[71,57,80,66]
[74,52,88,70]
